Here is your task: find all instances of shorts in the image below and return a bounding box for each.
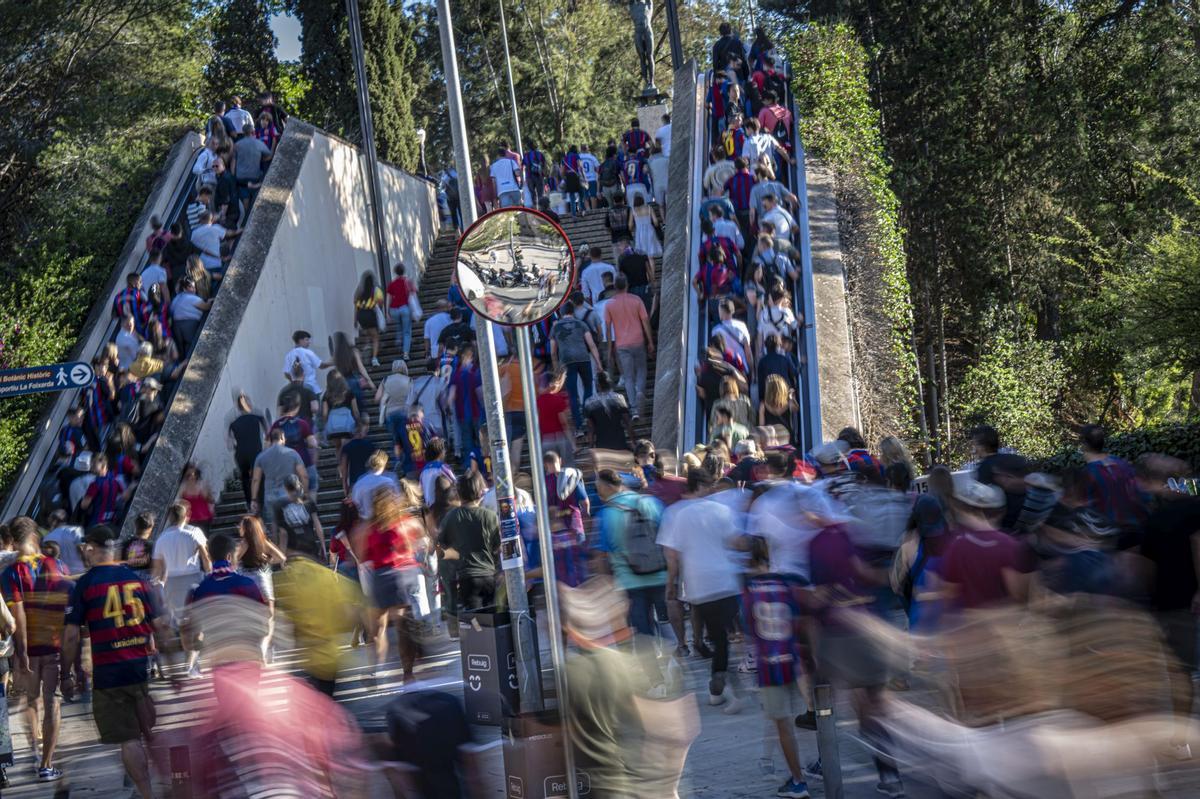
[371,566,426,619]
[586,180,599,198]
[93,682,154,744]
[760,682,805,720]
[817,628,889,689]
[14,653,61,704]
[505,410,527,440]
[163,574,202,628]
[499,190,522,207]
[356,307,380,331]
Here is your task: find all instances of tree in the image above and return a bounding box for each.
[289,0,419,169]
[204,0,280,103]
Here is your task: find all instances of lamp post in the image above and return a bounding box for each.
[416,127,428,176]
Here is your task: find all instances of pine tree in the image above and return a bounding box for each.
[290,0,419,170]
[205,0,280,102]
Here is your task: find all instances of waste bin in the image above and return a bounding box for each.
[459,608,540,725]
[502,710,591,799]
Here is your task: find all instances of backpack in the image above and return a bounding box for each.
[772,117,790,147]
[599,158,621,187]
[607,206,629,233]
[618,496,666,575]
[275,416,305,452]
[764,71,787,103]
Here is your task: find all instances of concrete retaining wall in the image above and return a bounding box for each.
[121,122,438,534]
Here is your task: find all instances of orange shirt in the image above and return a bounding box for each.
[603,293,649,349]
[499,360,524,412]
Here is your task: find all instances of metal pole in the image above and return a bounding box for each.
[346,0,391,287]
[664,0,684,72]
[497,0,524,158]
[814,683,844,799]
[435,0,541,715]
[516,326,579,799]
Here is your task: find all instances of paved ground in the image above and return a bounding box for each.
[7,617,1200,798]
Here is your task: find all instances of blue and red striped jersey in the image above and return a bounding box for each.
[3,555,71,656]
[112,287,146,321]
[1083,456,1146,528]
[85,473,126,526]
[84,378,112,432]
[709,83,727,120]
[65,564,157,689]
[562,152,582,176]
[141,301,171,339]
[743,573,805,687]
[58,423,87,454]
[622,128,650,154]
[524,149,545,175]
[187,561,265,605]
[624,156,648,186]
[724,170,756,211]
[449,364,483,421]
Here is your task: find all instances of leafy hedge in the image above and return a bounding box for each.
[1038,423,1200,474]
[781,23,920,436]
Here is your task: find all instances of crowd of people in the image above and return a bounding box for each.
[3,21,1200,799]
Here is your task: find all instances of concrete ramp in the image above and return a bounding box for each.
[121,121,439,535]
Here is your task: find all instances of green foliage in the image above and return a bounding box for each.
[204,0,280,102]
[1039,423,1200,475]
[780,23,920,435]
[954,337,1067,460]
[288,0,419,169]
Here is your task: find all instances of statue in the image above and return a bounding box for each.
[629,0,655,94]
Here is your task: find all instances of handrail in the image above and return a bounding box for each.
[678,67,710,468]
[0,134,202,523]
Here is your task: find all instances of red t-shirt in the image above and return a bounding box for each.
[939,528,1033,610]
[537,391,570,435]
[364,519,420,571]
[387,277,411,308]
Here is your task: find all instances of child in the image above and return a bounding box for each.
[400,405,436,478]
[743,537,812,798]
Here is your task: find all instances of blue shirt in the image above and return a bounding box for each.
[188,561,265,605]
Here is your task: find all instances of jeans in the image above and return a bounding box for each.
[499,190,521,207]
[615,346,648,418]
[306,464,320,496]
[564,192,582,215]
[563,360,593,429]
[455,415,480,460]
[528,179,544,208]
[695,594,739,689]
[389,305,413,356]
[627,584,668,637]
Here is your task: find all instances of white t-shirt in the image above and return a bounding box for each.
[580,261,616,304]
[762,207,796,241]
[656,123,672,158]
[424,312,452,353]
[648,155,669,195]
[657,497,742,604]
[714,319,751,368]
[170,292,206,322]
[713,218,744,250]
[490,158,521,195]
[141,264,168,294]
[193,148,219,185]
[351,471,399,519]
[224,107,254,133]
[153,524,208,577]
[191,223,226,269]
[282,346,323,394]
[743,132,778,168]
[579,153,600,182]
[116,329,140,370]
[43,525,85,575]
[748,483,825,580]
[757,303,797,342]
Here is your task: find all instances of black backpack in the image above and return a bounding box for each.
[599,158,621,187]
[773,117,790,147]
[276,416,305,452]
[619,496,667,575]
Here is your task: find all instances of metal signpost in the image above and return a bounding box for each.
[345,0,391,287]
[0,361,94,400]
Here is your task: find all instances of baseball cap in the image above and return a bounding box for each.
[955,480,1006,509]
[84,525,120,548]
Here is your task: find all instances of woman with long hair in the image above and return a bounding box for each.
[237,515,286,661]
[709,375,754,430]
[426,475,460,637]
[177,462,215,534]
[187,254,212,300]
[322,369,359,462]
[365,484,426,683]
[354,271,384,367]
[759,372,797,441]
[879,435,916,493]
[330,330,375,408]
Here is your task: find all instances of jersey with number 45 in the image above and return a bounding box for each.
[743,572,805,687]
[64,563,157,689]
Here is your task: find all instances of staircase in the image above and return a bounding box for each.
[209,206,664,538]
[209,227,462,538]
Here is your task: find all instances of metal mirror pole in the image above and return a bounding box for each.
[435,0,541,714]
[346,0,391,286]
[515,325,579,799]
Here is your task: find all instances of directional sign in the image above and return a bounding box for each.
[0,361,94,400]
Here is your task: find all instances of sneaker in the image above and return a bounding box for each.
[38,767,63,782]
[803,758,822,781]
[794,710,817,730]
[1169,741,1193,761]
[694,641,713,659]
[371,357,380,367]
[186,663,202,680]
[736,652,757,674]
[776,778,810,798]
[876,777,905,798]
[674,644,690,658]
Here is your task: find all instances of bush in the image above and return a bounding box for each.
[1039,423,1200,475]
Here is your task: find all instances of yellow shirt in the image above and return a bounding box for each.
[273,559,362,680]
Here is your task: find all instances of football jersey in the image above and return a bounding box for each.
[65,564,157,688]
[743,572,805,687]
[3,555,71,656]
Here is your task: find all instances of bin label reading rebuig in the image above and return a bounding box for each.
[468,654,492,672]
[507,775,524,797]
[544,771,591,797]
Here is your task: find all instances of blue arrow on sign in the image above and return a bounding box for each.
[0,361,95,400]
